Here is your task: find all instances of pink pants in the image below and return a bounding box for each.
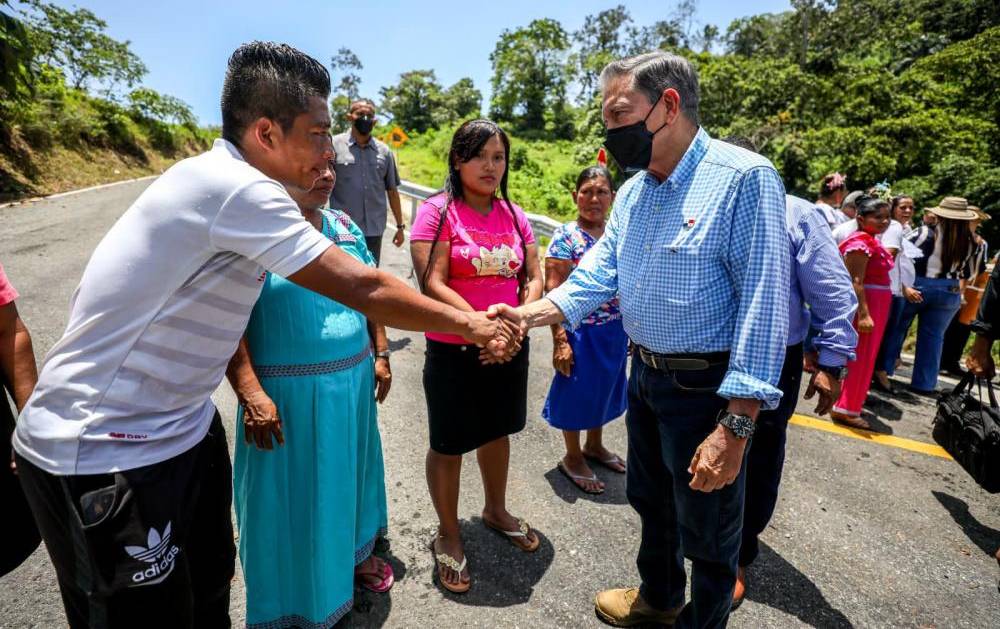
[834,285,892,417]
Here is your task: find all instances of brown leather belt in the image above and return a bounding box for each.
[633,344,730,372]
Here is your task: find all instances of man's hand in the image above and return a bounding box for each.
[487,303,528,337]
[804,370,840,416]
[688,425,747,492]
[552,338,574,377]
[966,335,996,379]
[374,357,392,403]
[392,227,405,248]
[241,390,284,450]
[462,311,516,357]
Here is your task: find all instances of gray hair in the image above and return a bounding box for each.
[599,51,700,126]
[349,97,377,112]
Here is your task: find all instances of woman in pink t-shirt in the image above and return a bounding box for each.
[410,120,543,594]
[832,197,894,429]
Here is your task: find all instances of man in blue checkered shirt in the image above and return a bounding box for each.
[491,52,790,628]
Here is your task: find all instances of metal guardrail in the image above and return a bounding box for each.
[397,180,562,240]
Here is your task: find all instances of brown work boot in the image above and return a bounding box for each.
[594,587,682,627]
[731,566,746,610]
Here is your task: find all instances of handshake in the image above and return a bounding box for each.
[464,303,531,365]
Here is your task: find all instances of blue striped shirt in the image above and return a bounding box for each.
[785,195,858,367]
[547,128,790,409]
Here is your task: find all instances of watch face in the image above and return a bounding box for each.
[721,413,754,438]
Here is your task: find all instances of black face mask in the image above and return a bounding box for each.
[603,100,668,173]
[353,115,375,135]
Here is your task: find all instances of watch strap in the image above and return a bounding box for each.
[818,364,846,380]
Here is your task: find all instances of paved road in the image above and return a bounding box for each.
[1,179,998,628]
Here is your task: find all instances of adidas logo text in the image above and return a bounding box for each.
[125,522,181,586]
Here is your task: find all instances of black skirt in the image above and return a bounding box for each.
[1,395,40,577]
[423,338,529,455]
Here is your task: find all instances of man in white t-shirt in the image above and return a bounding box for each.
[13,42,514,627]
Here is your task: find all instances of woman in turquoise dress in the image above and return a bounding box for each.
[227,169,393,629]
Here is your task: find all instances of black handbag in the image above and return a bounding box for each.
[933,373,1000,493]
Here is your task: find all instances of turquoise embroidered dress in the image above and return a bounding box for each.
[234,209,388,629]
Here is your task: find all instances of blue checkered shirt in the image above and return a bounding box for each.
[547,129,791,409]
[785,195,858,367]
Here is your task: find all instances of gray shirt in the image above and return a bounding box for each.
[330,132,401,237]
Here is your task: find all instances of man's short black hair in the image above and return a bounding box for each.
[221,41,331,146]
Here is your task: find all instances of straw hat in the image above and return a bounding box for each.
[927,196,977,220]
[842,190,865,208]
[969,205,990,221]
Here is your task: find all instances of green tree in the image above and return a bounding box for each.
[572,5,632,102]
[19,0,146,95]
[0,1,33,109]
[329,47,363,133]
[441,77,481,122]
[489,18,570,135]
[724,13,789,58]
[379,69,445,133]
[627,19,686,54]
[128,87,196,127]
[696,24,720,53]
[330,47,362,101]
[674,0,699,47]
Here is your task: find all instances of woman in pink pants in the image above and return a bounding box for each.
[832,196,894,429]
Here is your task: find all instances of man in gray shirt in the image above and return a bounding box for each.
[330,98,404,265]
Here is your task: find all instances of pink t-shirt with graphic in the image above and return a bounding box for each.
[411,194,535,344]
[0,263,18,307]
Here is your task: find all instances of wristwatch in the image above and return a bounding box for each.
[718,411,755,439]
[375,350,391,360]
[395,224,405,231]
[818,364,847,381]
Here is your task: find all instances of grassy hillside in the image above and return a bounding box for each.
[1,133,212,204]
[1,68,213,203]
[392,126,591,222]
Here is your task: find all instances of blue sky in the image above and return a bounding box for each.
[33,1,791,125]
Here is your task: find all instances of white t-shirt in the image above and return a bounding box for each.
[14,139,332,475]
[831,220,858,244]
[881,220,904,295]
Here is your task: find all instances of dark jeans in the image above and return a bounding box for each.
[365,235,383,267]
[17,413,235,628]
[626,357,745,629]
[739,343,803,567]
[876,295,907,374]
[882,276,962,391]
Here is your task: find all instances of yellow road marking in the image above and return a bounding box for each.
[789,414,953,460]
